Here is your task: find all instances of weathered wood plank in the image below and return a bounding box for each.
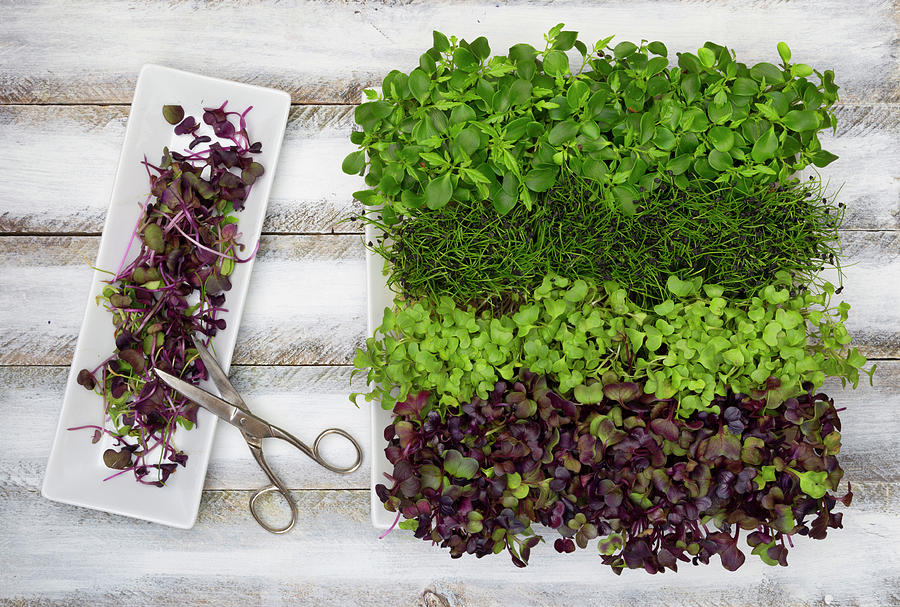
[2,362,899,494]
[3,487,898,606]
[0,102,896,235]
[0,0,896,105]
[1,230,898,366]
[829,230,900,360]
[2,1,897,603]
[0,234,366,366]
[811,104,900,232]
[0,105,362,235]
[0,365,370,493]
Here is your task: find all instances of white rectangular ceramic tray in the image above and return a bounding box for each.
[366,223,399,529]
[42,65,291,528]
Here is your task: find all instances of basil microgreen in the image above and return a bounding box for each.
[345,26,839,221]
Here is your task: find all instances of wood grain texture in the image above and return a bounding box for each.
[0,102,897,235]
[1,230,899,366]
[0,105,362,235]
[829,230,900,359]
[0,0,897,105]
[811,104,900,232]
[0,365,370,493]
[0,234,366,366]
[2,1,898,603]
[2,487,898,607]
[2,363,898,494]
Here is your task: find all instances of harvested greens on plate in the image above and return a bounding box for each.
[346,25,873,572]
[72,102,264,486]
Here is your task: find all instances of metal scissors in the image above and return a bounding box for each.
[154,336,362,534]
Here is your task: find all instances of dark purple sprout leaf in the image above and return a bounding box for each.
[203,108,223,126]
[554,538,576,553]
[118,348,146,373]
[394,390,430,416]
[649,417,679,441]
[174,116,198,136]
[77,369,96,390]
[374,368,850,572]
[707,532,746,571]
[189,135,212,150]
[213,120,236,139]
[103,448,133,470]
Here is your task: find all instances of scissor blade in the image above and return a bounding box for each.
[190,336,248,411]
[154,369,271,439]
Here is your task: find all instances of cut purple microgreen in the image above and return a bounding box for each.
[377,370,850,572]
[72,101,264,486]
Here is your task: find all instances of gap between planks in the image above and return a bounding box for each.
[0,229,894,237]
[0,363,358,369]
[0,231,367,237]
[0,101,898,107]
[1,0,897,104]
[2,359,899,369]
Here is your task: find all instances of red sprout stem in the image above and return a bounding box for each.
[67,424,104,432]
[102,468,133,482]
[379,511,402,539]
[114,194,152,281]
[165,218,240,261]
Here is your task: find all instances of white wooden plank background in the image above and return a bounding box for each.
[1,1,898,605]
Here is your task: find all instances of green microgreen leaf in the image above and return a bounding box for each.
[425,173,453,209]
[443,449,479,479]
[783,110,820,132]
[341,151,366,175]
[345,28,839,228]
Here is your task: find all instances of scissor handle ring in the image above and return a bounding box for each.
[312,428,363,474]
[249,485,297,534]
